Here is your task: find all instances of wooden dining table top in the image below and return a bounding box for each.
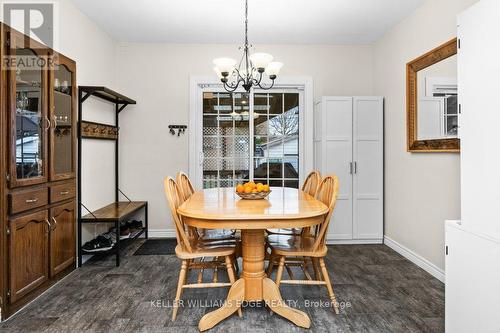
[177,187,328,229]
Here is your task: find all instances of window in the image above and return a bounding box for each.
[202,91,300,189]
[426,77,458,138]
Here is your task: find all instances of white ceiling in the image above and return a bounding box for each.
[70,0,424,44]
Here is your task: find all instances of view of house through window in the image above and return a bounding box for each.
[202,91,300,189]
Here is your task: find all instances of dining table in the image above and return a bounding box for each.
[177,186,329,331]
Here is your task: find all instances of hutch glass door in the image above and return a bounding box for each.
[9,33,48,187]
[50,56,75,180]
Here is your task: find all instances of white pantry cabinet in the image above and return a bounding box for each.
[314,96,384,243]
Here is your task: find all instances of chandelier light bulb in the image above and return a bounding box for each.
[249,52,274,71]
[266,62,284,78]
[213,58,237,75]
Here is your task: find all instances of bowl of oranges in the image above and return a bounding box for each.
[235,181,271,200]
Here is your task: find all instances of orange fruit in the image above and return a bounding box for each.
[236,184,244,193]
[263,184,270,192]
[244,186,252,194]
[256,183,264,192]
[252,189,258,193]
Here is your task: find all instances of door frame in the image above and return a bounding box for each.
[189,75,314,189]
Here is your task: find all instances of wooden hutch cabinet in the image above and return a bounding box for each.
[0,23,77,319]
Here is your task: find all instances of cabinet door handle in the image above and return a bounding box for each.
[51,217,58,230]
[40,116,50,131]
[354,162,358,174]
[52,115,58,128]
[45,219,51,233]
[25,198,38,203]
[60,190,69,195]
[349,162,353,174]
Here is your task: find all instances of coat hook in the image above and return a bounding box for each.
[168,125,187,137]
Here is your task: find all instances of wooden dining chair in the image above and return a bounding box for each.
[176,171,237,241]
[266,170,322,236]
[266,175,340,314]
[302,170,322,197]
[176,171,195,202]
[175,171,198,238]
[163,177,242,321]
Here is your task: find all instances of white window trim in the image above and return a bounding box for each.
[189,75,314,189]
[425,76,457,97]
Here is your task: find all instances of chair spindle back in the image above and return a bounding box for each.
[175,172,199,237]
[163,177,193,252]
[176,171,195,203]
[312,175,339,251]
[302,171,321,197]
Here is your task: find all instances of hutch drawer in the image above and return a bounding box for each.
[9,187,49,215]
[50,183,76,203]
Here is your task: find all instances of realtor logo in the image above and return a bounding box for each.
[1,1,59,49]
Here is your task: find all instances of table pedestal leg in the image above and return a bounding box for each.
[198,278,245,331]
[198,229,310,331]
[262,277,311,328]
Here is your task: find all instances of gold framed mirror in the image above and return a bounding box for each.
[407,38,459,152]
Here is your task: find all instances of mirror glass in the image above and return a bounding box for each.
[416,54,458,140]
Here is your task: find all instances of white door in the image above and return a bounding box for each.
[353,97,384,240]
[198,89,303,189]
[201,91,251,189]
[322,97,353,240]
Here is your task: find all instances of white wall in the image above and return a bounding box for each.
[372,0,478,271]
[114,43,373,233]
[54,0,118,241]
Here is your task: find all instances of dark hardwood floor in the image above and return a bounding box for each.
[0,243,444,332]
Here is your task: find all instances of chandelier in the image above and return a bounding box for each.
[213,0,283,92]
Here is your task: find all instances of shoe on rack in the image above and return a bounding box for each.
[101,231,117,245]
[82,235,113,252]
[120,226,130,240]
[126,220,143,230]
[107,226,130,240]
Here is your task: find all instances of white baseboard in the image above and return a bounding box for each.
[148,229,177,238]
[384,236,445,283]
[326,238,383,245]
